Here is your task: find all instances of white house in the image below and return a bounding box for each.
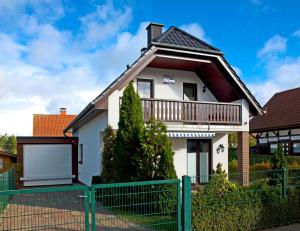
[64,23,263,186]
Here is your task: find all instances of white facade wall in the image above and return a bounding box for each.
[171,138,187,179]
[74,112,108,185]
[212,133,229,173]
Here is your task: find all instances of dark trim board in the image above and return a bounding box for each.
[17,136,79,185]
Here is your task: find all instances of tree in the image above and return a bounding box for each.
[114,82,145,182]
[141,118,177,180]
[101,126,116,183]
[269,144,288,186]
[0,134,17,154]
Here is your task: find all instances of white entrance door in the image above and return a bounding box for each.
[23,144,72,186]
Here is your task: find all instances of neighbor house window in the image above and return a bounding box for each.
[270,143,277,154]
[78,144,83,164]
[0,158,3,169]
[137,79,153,98]
[293,143,300,154]
[183,83,197,101]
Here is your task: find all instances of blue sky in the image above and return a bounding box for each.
[0,0,300,135]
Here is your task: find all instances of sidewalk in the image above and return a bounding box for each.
[265,224,300,231]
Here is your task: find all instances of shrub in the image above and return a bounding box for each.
[192,164,259,231]
[192,164,300,230]
[101,126,116,183]
[228,159,237,173]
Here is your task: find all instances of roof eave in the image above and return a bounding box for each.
[151,42,224,55]
[63,102,95,133]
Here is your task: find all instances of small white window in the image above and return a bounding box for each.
[0,158,3,169]
[78,144,83,164]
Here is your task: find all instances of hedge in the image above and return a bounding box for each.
[192,177,300,230]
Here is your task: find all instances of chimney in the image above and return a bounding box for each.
[146,23,164,47]
[60,107,67,115]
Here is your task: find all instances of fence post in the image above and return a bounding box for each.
[182,175,192,231]
[281,168,287,198]
[177,180,181,231]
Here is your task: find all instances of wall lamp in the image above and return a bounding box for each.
[202,85,207,93]
[217,144,225,154]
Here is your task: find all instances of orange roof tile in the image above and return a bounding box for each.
[33,113,77,137]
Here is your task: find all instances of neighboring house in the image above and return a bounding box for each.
[64,23,263,186]
[0,151,16,173]
[17,108,78,186]
[250,87,300,155]
[33,108,76,137]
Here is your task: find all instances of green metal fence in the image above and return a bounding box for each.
[91,179,181,231]
[0,168,15,212]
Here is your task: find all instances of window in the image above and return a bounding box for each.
[270,143,277,154]
[78,144,83,164]
[293,143,300,154]
[0,158,3,169]
[137,79,153,98]
[183,83,197,101]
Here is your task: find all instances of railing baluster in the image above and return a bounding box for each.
[136,98,242,125]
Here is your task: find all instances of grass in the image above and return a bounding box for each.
[118,210,177,230]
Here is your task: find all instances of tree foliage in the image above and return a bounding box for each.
[101,126,116,183]
[140,118,177,180]
[114,82,145,182]
[0,134,17,154]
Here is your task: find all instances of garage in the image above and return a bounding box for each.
[17,137,78,187]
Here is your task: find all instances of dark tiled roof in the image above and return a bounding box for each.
[250,87,300,132]
[152,26,221,53]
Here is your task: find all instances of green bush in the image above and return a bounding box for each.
[192,165,300,230]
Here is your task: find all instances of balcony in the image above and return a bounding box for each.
[141,98,242,125]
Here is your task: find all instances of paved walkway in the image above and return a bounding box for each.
[264,224,300,231]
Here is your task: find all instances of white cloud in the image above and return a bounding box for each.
[257,35,287,58]
[79,1,132,48]
[0,1,149,136]
[249,35,300,104]
[180,23,210,42]
[293,29,300,37]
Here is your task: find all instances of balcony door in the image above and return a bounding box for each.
[183,83,197,101]
[187,140,211,184]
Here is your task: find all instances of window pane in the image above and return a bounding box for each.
[293,143,300,154]
[183,84,197,101]
[137,80,152,98]
[270,143,277,154]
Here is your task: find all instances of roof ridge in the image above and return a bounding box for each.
[274,86,300,95]
[171,26,221,51]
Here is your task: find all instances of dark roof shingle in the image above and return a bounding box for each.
[152,26,221,53]
[250,87,300,132]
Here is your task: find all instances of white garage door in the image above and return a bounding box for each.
[23,144,72,186]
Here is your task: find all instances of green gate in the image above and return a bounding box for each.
[0,185,90,231]
[91,179,181,231]
[0,179,181,231]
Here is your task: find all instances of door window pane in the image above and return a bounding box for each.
[0,158,3,169]
[137,80,153,98]
[183,83,197,101]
